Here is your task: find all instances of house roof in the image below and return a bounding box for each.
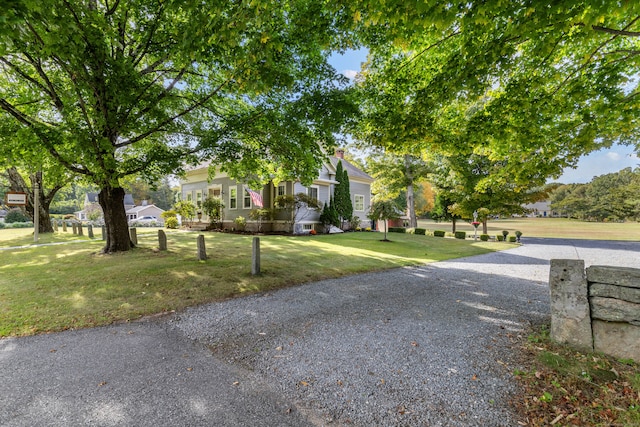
[329,156,374,183]
[126,204,164,214]
[86,193,135,206]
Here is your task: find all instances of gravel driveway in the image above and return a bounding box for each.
[2,238,639,426]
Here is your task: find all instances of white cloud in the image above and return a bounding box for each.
[606,152,621,161]
[341,69,359,80]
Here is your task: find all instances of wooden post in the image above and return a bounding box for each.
[53,221,58,232]
[101,226,106,240]
[158,230,167,251]
[62,221,67,232]
[197,234,207,260]
[129,227,138,246]
[87,224,94,239]
[72,222,77,235]
[252,237,260,276]
[77,223,84,236]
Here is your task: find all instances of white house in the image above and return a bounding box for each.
[75,193,164,223]
[180,149,374,233]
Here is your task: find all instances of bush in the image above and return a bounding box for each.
[0,222,4,229]
[502,230,509,238]
[233,216,246,231]
[414,228,426,235]
[496,235,504,241]
[161,210,178,219]
[454,231,466,240]
[389,227,406,233]
[6,221,33,228]
[5,208,29,223]
[164,217,179,229]
[433,230,446,237]
[508,236,517,243]
[480,234,489,241]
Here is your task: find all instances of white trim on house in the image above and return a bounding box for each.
[229,186,238,210]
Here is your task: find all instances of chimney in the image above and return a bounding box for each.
[335,148,345,159]
[142,200,148,206]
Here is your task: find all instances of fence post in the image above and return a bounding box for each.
[101,226,106,240]
[77,223,84,236]
[158,229,167,251]
[252,237,260,276]
[87,224,94,238]
[129,227,138,246]
[62,222,67,232]
[72,222,77,235]
[549,259,593,352]
[197,234,207,260]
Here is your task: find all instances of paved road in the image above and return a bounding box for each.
[1,238,638,426]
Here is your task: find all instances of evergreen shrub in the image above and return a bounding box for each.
[414,228,426,235]
[433,230,446,237]
[480,234,489,241]
[454,231,466,239]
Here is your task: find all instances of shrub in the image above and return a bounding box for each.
[0,222,4,229]
[414,228,426,235]
[233,216,246,231]
[349,216,361,231]
[5,208,29,223]
[433,230,446,237]
[508,236,517,243]
[161,210,177,219]
[496,235,504,241]
[454,231,466,240]
[389,227,406,233]
[480,234,489,241]
[515,230,523,242]
[165,217,179,229]
[502,230,509,238]
[6,221,33,228]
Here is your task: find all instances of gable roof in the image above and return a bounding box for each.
[86,193,135,206]
[329,156,374,183]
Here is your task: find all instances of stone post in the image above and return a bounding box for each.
[549,259,593,352]
[197,234,207,260]
[158,230,167,251]
[53,221,58,232]
[252,237,260,276]
[62,221,67,232]
[101,226,106,240]
[129,227,138,246]
[77,223,83,236]
[72,222,77,235]
[87,224,94,239]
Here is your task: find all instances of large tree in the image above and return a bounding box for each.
[0,0,355,252]
[365,149,431,228]
[353,1,640,193]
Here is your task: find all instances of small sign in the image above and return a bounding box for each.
[6,192,27,206]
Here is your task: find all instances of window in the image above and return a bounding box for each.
[186,192,193,203]
[302,224,313,231]
[308,185,319,201]
[277,183,286,197]
[243,189,252,209]
[354,194,365,211]
[196,190,202,208]
[229,187,237,209]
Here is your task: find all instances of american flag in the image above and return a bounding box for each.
[245,187,263,207]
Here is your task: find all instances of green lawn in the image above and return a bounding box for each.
[0,229,511,337]
[418,218,640,241]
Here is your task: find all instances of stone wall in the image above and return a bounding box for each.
[549,260,640,361]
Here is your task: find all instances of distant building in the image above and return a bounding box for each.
[75,193,164,223]
[523,201,557,217]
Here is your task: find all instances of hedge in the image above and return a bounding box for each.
[480,234,489,241]
[389,227,406,233]
[454,231,466,240]
[433,230,445,237]
[414,228,426,235]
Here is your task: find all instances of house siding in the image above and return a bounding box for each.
[181,157,372,233]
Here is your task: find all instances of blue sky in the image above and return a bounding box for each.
[328,50,639,184]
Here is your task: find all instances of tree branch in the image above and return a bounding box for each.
[592,17,640,37]
[116,77,233,148]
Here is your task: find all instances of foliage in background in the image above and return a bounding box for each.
[367,199,401,241]
[550,167,640,221]
[201,197,225,228]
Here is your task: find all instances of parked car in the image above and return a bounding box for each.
[130,215,159,226]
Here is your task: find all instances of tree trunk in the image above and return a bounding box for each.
[5,167,57,233]
[99,186,133,253]
[482,219,488,235]
[404,154,418,228]
[452,218,457,233]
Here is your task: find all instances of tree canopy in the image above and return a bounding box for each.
[0,0,356,252]
[352,1,640,199]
